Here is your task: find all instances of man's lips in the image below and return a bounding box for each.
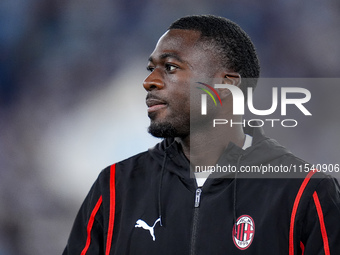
[146,98,167,113]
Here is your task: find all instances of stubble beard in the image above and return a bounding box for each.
[147,115,190,139]
[148,121,179,138]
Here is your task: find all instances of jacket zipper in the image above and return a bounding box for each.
[190,188,202,255]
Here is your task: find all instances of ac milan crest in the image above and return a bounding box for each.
[232,215,255,250]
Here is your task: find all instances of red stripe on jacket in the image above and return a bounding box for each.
[81,196,103,255]
[313,191,330,255]
[300,241,305,255]
[289,170,316,255]
[105,164,116,255]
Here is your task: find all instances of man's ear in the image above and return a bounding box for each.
[218,72,241,99]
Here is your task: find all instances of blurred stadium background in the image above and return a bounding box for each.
[0,0,339,254]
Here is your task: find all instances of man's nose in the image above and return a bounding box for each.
[143,70,164,91]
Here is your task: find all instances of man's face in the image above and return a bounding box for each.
[143,29,219,138]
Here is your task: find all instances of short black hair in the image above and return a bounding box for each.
[169,15,260,92]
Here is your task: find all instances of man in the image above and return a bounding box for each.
[63,15,340,254]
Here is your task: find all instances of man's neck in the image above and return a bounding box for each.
[176,117,245,167]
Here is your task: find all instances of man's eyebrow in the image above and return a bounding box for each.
[148,53,184,63]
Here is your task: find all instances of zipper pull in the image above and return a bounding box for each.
[194,188,202,208]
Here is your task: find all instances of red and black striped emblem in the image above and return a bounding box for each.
[232,215,255,250]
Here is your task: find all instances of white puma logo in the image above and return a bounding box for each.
[135,218,161,241]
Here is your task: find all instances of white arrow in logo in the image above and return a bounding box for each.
[135,218,161,241]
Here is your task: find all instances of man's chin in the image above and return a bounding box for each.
[148,121,178,138]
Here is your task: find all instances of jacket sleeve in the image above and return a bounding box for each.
[301,176,340,255]
[62,180,105,255]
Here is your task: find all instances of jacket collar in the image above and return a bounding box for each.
[148,126,292,180]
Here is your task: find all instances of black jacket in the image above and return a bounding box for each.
[63,126,340,254]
